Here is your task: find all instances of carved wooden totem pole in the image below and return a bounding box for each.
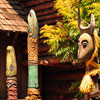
[25,9,41,100]
[78,14,100,99]
[6,46,17,100]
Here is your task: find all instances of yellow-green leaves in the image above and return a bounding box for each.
[40,0,100,63]
[54,0,75,17]
[40,22,67,44]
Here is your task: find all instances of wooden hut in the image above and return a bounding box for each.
[0,0,28,99]
[0,0,85,99]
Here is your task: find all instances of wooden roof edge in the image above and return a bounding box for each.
[0,28,28,34]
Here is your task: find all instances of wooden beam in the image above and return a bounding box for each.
[43,64,85,70]
[36,9,57,17]
[45,72,83,81]
[38,14,61,21]
[39,56,62,65]
[39,17,62,26]
[44,89,76,95]
[32,2,54,12]
[24,0,52,7]
[39,38,46,44]
[45,92,75,100]
[21,56,71,67]
[39,52,51,57]
[39,19,57,26]
[38,44,50,53]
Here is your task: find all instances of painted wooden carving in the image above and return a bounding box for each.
[25,9,41,100]
[78,14,100,99]
[6,46,17,100]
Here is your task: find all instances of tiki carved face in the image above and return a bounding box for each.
[78,14,96,61]
[78,33,94,60]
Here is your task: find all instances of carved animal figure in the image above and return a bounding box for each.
[78,14,100,94]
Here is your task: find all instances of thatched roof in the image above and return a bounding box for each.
[0,0,28,33]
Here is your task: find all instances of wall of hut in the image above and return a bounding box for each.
[0,31,8,99]
[19,0,86,100]
[0,31,27,99]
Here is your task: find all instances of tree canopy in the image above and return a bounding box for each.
[40,0,100,63]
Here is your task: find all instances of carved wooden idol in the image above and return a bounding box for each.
[25,9,41,100]
[6,46,17,100]
[78,14,100,99]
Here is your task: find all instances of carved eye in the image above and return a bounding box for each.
[82,40,88,49]
[30,13,32,17]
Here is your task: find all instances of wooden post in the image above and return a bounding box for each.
[85,94,90,100]
[6,46,17,100]
[25,9,41,100]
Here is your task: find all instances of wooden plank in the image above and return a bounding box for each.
[44,83,71,93]
[44,90,76,98]
[39,17,62,26]
[39,52,51,57]
[39,56,61,65]
[39,19,57,26]
[44,71,84,81]
[39,44,50,52]
[43,64,85,70]
[21,56,61,66]
[24,0,52,7]
[32,2,54,12]
[36,9,57,17]
[44,90,76,95]
[38,14,61,21]
[39,38,47,44]
[21,55,71,66]
[21,55,85,69]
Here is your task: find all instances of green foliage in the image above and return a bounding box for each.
[40,21,79,62]
[69,80,81,90]
[75,91,84,98]
[40,0,100,63]
[69,80,84,98]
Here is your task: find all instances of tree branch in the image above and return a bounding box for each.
[65,3,89,25]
